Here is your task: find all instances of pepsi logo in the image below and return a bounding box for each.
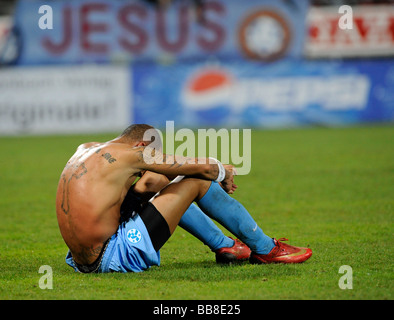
[182,68,233,110]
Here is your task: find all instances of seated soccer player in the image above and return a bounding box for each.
[56,124,312,273]
[122,172,251,264]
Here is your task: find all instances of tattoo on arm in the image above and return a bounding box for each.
[135,147,186,169]
[209,163,219,179]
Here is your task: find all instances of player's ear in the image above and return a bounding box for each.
[135,141,147,147]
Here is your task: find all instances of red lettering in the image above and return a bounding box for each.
[156,6,189,53]
[354,17,370,40]
[40,1,229,59]
[308,24,320,40]
[197,1,225,51]
[329,18,339,43]
[118,4,148,54]
[80,3,109,53]
[388,17,394,41]
[42,6,72,54]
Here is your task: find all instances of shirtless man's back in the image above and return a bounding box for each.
[56,125,225,267]
[56,141,140,265]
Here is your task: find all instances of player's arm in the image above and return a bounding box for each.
[128,146,235,192]
[135,146,226,180]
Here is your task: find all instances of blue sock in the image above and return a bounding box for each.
[179,203,234,251]
[197,182,275,254]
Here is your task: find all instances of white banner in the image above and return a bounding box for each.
[0,65,131,135]
[305,5,394,58]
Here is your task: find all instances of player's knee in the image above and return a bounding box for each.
[134,174,169,194]
[182,178,212,199]
[145,174,170,191]
[183,177,211,187]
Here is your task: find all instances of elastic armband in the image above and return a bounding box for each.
[209,157,226,182]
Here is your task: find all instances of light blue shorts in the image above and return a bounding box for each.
[66,213,160,273]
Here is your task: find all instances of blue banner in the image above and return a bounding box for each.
[5,0,309,65]
[132,59,394,128]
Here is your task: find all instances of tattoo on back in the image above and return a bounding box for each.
[76,243,103,262]
[102,152,116,164]
[61,162,88,215]
[95,148,117,164]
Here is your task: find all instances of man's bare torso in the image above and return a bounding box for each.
[56,141,140,265]
[56,133,228,266]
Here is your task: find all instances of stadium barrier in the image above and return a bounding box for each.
[0,65,130,135]
[0,0,393,135]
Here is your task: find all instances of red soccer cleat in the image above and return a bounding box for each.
[249,238,312,264]
[215,238,251,264]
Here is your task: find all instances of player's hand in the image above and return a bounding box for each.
[220,165,238,194]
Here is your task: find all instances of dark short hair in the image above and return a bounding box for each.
[120,124,155,143]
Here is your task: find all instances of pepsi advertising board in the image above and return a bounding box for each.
[4,0,309,65]
[133,59,394,128]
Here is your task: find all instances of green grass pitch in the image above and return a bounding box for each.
[0,125,392,300]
